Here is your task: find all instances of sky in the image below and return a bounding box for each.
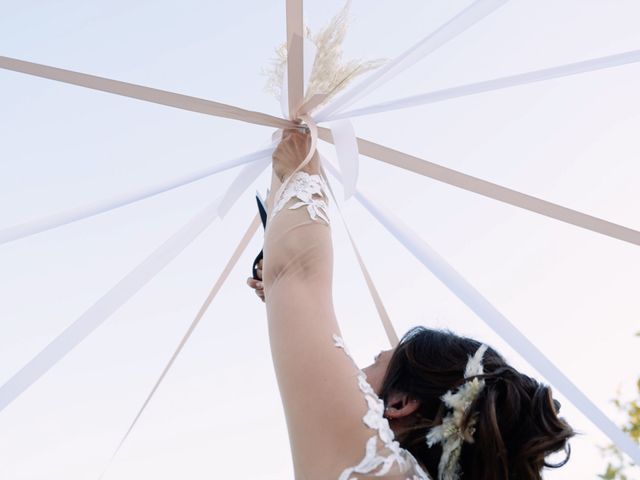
[1,0,639,478]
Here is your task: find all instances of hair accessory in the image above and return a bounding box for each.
[426,344,489,480]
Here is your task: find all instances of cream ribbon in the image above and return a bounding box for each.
[318,127,640,247]
[313,0,509,122]
[0,56,294,129]
[328,119,359,200]
[319,155,399,347]
[0,157,267,412]
[329,49,640,120]
[4,42,637,247]
[0,145,276,245]
[311,0,508,198]
[98,214,260,480]
[286,0,304,120]
[217,156,271,218]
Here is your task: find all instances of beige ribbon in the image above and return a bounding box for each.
[317,127,640,247]
[286,0,304,119]
[298,93,329,117]
[346,230,400,348]
[98,213,260,479]
[3,40,639,250]
[319,161,399,348]
[0,55,294,130]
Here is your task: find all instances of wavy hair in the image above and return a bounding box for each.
[379,327,574,479]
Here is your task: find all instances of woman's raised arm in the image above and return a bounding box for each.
[261,130,429,479]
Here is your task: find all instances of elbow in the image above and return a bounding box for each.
[262,237,333,289]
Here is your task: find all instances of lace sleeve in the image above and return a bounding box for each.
[271,171,329,225]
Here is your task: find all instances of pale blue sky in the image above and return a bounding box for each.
[1,1,639,478]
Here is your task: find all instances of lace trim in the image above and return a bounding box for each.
[272,171,330,224]
[332,334,431,480]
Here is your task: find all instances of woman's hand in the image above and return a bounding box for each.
[246,258,265,302]
[272,127,318,181]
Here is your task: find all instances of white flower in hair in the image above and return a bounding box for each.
[426,344,489,480]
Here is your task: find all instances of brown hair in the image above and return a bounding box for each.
[379,327,574,479]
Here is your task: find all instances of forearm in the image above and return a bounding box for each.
[263,196,331,283]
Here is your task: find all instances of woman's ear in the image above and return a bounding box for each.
[384,392,420,419]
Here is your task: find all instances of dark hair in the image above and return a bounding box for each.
[379,327,574,480]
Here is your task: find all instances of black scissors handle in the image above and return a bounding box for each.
[252,192,268,280]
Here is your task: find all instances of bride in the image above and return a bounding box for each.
[246,128,574,480]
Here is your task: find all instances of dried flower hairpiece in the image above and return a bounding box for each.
[426,344,489,480]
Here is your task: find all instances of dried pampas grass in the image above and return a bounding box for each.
[262,0,386,113]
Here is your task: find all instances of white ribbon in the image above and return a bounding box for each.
[314,0,509,122]
[330,49,640,120]
[319,153,399,347]
[328,119,359,199]
[0,146,274,245]
[280,34,318,118]
[303,37,317,95]
[97,214,261,480]
[317,126,640,246]
[0,155,267,412]
[323,160,640,466]
[217,156,271,218]
[280,68,290,119]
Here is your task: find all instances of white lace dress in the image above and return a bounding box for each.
[265,170,431,480]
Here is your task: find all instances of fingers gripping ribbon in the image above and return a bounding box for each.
[271,115,331,225]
